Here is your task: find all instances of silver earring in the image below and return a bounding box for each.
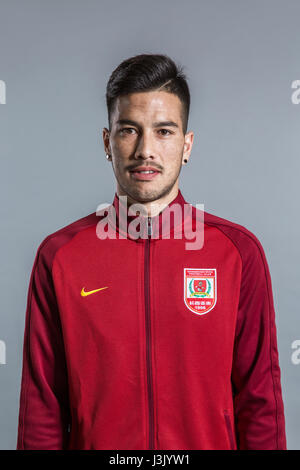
[106,154,110,160]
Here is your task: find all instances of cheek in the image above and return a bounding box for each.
[111,138,130,156]
[163,152,183,173]
[164,140,183,160]
[116,137,136,152]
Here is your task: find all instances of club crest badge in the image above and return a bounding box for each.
[184,268,217,315]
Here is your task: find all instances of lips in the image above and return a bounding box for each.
[129,167,161,181]
[129,166,161,173]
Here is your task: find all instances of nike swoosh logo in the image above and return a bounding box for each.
[81,286,108,297]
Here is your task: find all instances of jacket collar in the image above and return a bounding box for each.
[108,189,193,242]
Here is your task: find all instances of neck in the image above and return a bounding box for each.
[116,185,179,217]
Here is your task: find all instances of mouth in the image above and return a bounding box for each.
[129,167,161,181]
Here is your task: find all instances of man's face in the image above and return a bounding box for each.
[103,91,193,204]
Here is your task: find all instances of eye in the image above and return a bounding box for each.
[120,127,136,135]
[158,129,172,136]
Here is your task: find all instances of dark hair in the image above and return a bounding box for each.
[106,53,190,135]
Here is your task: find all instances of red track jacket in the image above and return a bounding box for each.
[16,189,287,450]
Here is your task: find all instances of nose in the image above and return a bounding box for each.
[134,130,156,160]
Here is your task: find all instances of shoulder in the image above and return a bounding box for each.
[192,204,270,270]
[33,211,98,269]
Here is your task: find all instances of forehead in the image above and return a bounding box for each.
[112,91,182,123]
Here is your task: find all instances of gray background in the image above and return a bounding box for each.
[0,0,299,450]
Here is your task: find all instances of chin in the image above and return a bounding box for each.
[127,187,161,203]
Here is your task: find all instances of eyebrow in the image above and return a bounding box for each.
[116,119,179,129]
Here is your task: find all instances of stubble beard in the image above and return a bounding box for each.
[116,164,182,205]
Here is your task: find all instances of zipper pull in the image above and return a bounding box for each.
[148,217,152,237]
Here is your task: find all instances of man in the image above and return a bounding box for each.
[16,53,287,450]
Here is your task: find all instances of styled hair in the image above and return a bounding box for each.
[106,53,190,134]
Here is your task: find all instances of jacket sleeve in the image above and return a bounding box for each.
[231,233,287,450]
[16,238,71,450]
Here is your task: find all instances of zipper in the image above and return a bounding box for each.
[144,216,155,449]
[223,410,235,450]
